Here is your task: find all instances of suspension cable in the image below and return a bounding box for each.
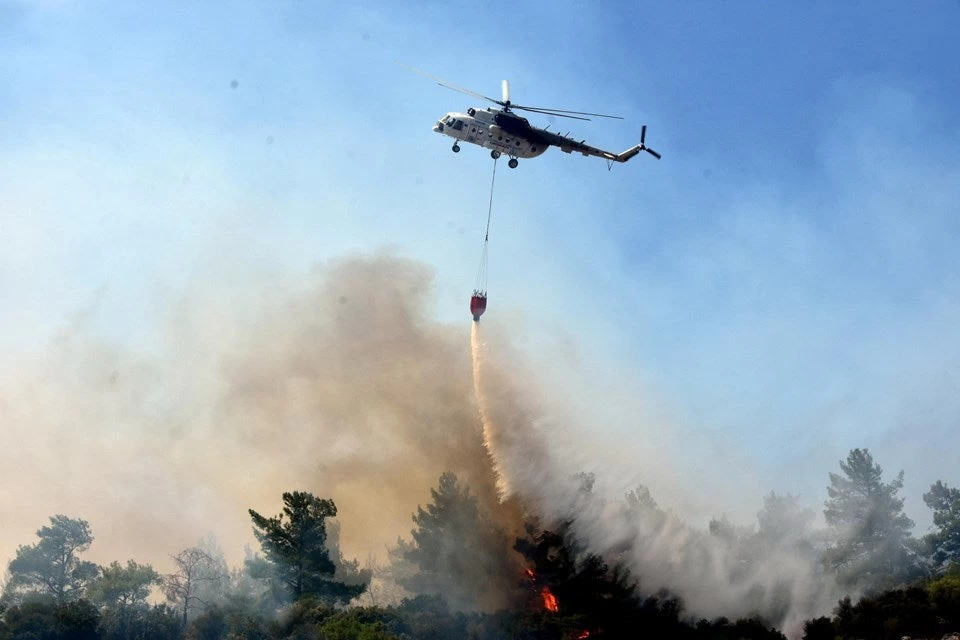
[474,157,498,293]
[484,156,497,241]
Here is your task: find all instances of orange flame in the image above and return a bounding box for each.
[575,632,591,639]
[541,586,559,613]
[525,568,560,613]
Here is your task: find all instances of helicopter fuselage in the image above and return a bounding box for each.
[433,108,549,159]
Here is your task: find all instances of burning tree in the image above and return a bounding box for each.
[514,524,687,639]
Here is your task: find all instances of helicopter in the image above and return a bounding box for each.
[403,65,661,169]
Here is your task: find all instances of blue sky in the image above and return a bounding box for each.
[2,0,959,534]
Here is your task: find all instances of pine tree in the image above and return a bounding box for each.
[248,491,367,605]
[923,480,960,571]
[397,472,517,611]
[4,515,99,604]
[823,448,918,589]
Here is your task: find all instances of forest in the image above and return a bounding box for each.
[2,448,960,640]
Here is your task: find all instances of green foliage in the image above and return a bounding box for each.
[88,560,159,607]
[4,515,99,605]
[926,571,960,624]
[397,472,518,611]
[273,595,336,636]
[99,603,182,640]
[324,521,375,598]
[693,616,788,639]
[188,605,228,639]
[319,612,402,640]
[2,598,100,640]
[248,491,367,606]
[801,616,836,640]
[822,448,919,589]
[186,600,274,640]
[395,594,473,639]
[822,587,938,640]
[923,480,960,570]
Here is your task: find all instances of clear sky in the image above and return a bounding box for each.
[2,0,959,537]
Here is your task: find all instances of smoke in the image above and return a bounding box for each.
[0,253,502,574]
[470,321,843,638]
[470,321,555,504]
[2,250,842,636]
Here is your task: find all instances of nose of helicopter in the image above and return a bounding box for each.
[433,114,451,134]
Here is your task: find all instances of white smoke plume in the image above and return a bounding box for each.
[471,322,844,638]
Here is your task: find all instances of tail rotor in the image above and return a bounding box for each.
[639,125,661,159]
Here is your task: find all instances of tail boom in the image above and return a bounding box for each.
[615,125,661,162]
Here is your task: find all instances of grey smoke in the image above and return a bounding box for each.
[1,251,847,637]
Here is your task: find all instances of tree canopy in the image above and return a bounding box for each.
[4,515,99,605]
[396,472,518,611]
[248,491,367,605]
[88,560,158,608]
[162,546,224,627]
[823,448,918,589]
[923,480,960,571]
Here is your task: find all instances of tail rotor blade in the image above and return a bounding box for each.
[502,80,510,103]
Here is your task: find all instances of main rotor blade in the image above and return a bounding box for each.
[641,125,647,144]
[513,104,624,119]
[645,148,661,159]
[514,107,591,121]
[394,61,501,105]
[502,80,510,103]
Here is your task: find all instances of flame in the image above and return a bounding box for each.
[526,568,560,613]
[541,586,559,613]
[575,632,591,639]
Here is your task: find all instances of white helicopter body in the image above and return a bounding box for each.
[408,72,661,169]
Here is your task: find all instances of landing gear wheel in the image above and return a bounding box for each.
[490,150,501,159]
[452,144,460,153]
[508,158,519,169]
